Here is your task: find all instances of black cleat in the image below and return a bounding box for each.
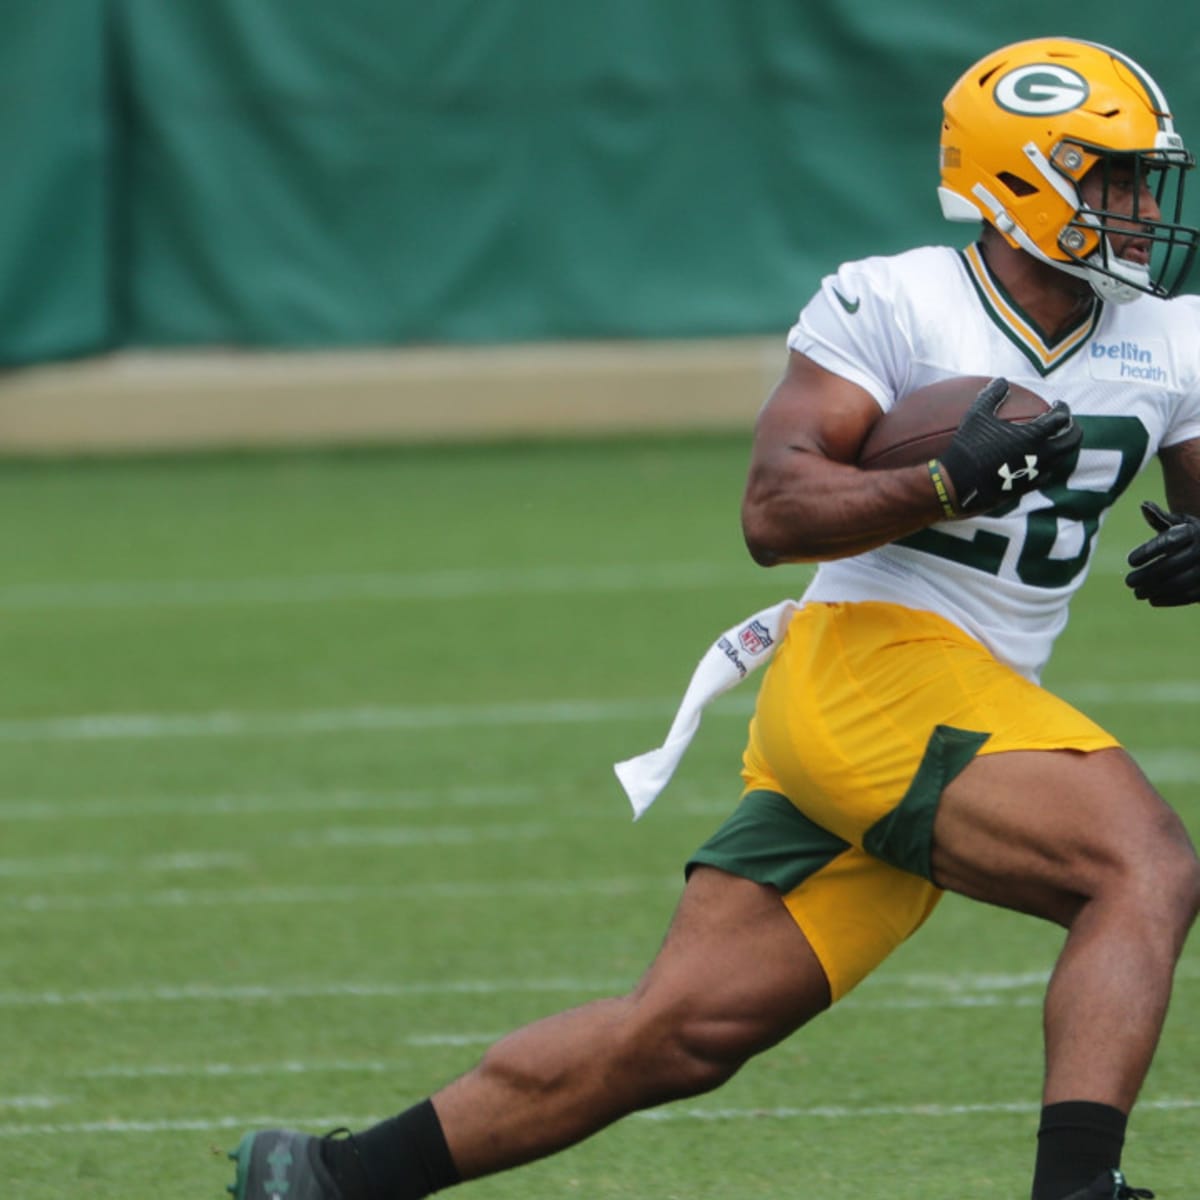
[227,1130,344,1200]
[1060,1168,1154,1200]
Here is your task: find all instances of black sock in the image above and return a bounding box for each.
[322,1099,461,1200]
[1031,1100,1127,1200]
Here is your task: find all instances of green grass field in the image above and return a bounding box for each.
[1,434,1197,1199]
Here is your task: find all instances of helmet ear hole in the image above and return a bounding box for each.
[997,171,1038,197]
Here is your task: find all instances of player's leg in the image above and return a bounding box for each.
[228,813,941,1199]
[934,746,1200,1108]
[228,864,832,1200]
[351,778,941,1193]
[932,746,1200,1199]
[430,863,830,1179]
[432,789,942,1183]
[741,600,1199,1197]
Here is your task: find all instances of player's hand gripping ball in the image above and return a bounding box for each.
[934,378,1081,514]
[858,375,1082,516]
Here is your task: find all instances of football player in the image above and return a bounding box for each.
[228,37,1200,1200]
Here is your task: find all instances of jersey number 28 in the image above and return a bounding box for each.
[897,415,1149,588]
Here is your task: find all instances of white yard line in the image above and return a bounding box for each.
[1,967,1192,1011]
[0,1095,62,1111]
[0,685,1195,745]
[0,750,1191,896]
[0,785,537,822]
[0,551,1144,615]
[291,822,552,849]
[0,851,249,880]
[0,745,1191,825]
[0,825,551,882]
[2,1096,1199,1137]
[0,978,629,1009]
[0,562,755,611]
[2,877,676,914]
[1062,682,1200,704]
[0,698,684,743]
[634,1095,1200,1122]
[75,1049,502,1080]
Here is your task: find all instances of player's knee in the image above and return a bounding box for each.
[622,1006,763,1103]
[1113,823,1200,937]
[670,1016,755,1094]
[1151,838,1200,928]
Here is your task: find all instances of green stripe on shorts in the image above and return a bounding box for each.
[690,723,990,889]
[688,789,850,893]
[864,723,990,879]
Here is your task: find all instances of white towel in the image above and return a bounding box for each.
[613,598,798,819]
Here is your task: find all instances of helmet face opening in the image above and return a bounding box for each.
[1057,143,1199,299]
[939,38,1200,302]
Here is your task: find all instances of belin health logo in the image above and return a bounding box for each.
[1089,339,1169,384]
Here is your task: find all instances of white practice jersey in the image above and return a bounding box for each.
[787,243,1200,682]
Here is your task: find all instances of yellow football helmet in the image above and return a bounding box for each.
[940,37,1198,302]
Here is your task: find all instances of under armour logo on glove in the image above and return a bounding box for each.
[998,455,1039,491]
[935,378,1081,515]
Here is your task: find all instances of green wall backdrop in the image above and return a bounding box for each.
[3,2,1199,364]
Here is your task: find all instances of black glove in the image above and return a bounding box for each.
[1125,500,1200,607]
[936,378,1083,514]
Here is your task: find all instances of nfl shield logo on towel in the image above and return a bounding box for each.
[738,619,773,656]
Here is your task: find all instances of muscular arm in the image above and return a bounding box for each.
[1160,437,1200,516]
[741,353,945,565]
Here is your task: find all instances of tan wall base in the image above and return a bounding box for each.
[0,338,786,455]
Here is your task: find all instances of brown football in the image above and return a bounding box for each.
[858,376,1050,471]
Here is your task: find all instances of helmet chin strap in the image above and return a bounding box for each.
[1064,210,1148,304]
[1070,206,1152,302]
[1079,250,1146,304]
[1020,226,1146,306]
[967,180,1146,306]
[1017,141,1148,304]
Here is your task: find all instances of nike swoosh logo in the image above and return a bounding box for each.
[832,288,861,314]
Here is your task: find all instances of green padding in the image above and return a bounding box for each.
[0,0,111,364]
[3,4,1195,361]
[863,724,991,880]
[689,789,850,894]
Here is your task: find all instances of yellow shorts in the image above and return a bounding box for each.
[688,601,1119,1002]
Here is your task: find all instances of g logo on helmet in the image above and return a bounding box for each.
[994,64,1090,115]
